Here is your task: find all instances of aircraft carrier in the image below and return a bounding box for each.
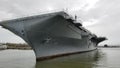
[0,11,106,61]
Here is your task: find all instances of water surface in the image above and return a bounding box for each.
[0,48,120,68]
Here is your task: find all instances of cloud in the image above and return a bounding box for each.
[0,27,25,43]
[0,11,14,21]
[0,0,101,19]
[83,19,98,26]
[83,0,100,11]
[84,0,120,44]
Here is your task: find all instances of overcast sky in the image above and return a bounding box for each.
[0,0,120,45]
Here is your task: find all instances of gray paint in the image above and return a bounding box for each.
[0,11,105,60]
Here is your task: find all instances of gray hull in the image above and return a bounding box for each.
[0,11,106,61]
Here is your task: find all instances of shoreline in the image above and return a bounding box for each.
[98,46,120,48]
[0,42,120,50]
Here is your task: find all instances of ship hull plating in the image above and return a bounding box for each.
[0,11,105,61]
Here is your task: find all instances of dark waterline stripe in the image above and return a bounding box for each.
[36,48,97,61]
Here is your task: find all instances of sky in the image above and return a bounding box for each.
[0,0,120,45]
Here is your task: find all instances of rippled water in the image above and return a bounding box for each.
[0,48,120,68]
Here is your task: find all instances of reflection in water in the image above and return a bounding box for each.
[0,50,36,68]
[36,49,104,68]
[1,48,120,68]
